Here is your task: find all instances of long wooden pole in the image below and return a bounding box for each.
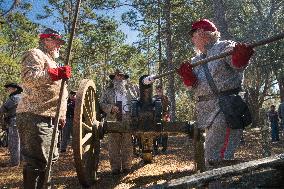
[148,153,284,188]
[153,32,284,80]
[43,0,81,188]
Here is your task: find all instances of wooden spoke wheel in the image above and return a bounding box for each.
[73,79,101,187]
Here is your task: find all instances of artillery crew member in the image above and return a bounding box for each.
[0,83,22,166]
[153,85,170,153]
[100,69,138,175]
[17,28,71,188]
[60,90,76,152]
[178,19,254,168]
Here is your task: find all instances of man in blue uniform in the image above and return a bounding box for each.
[0,83,22,166]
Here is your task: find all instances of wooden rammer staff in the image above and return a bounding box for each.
[143,32,284,84]
[43,0,82,188]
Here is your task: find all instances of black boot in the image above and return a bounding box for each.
[23,167,48,189]
[36,170,48,189]
[23,167,38,189]
[161,135,168,153]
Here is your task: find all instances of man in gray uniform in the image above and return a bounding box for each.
[17,28,71,189]
[0,83,22,166]
[100,69,138,175]
[178,19,254,168]
[153,85,170,153]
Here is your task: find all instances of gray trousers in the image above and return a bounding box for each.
[17,113,59,170]
[108,133,133,171]
[17,113,59,189]
[8,126,20,166]
[205,112,242,166]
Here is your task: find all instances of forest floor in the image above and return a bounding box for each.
[1,128,284,189]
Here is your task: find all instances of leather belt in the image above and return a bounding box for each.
[197,88,241,102]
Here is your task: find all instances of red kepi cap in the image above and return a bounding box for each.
[189,19,218,36]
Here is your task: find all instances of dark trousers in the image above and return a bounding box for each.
[271,121,279,141]
[153,134,168,152]
[60,117,73,151]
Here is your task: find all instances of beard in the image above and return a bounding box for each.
[52,48,60,59]
[39,40,61,59]
[113,80,127,94]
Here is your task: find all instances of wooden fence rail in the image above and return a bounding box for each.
[146,153,284,189]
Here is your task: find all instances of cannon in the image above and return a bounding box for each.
[72,77,204,187]
[70,32,284,187]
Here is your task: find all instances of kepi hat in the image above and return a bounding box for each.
[109,69,129,80]
[4,83,23,93]
[189,19,218,36]
[39,28,65,45]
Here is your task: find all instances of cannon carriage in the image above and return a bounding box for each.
[66,32,284,187]
[71,77,203,187]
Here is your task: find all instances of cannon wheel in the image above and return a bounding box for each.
[73,79,101,187]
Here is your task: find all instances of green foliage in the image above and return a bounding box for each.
[0,53,21,102]
[175,91,196,121]
[0,0,283,122]
[0,4,38,102]
[227,0,284,106]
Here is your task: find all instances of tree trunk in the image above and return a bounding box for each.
[278,74,284,102]
[164,0,176,121]
[157,0,162,85]
[103,49,108,90]
[212,0,232,40]
[246,86,262,128]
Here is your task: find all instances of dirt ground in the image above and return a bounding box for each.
[1,128,284,189]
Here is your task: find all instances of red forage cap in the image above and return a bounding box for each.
[191,19,217,32]
[39,28,65,44]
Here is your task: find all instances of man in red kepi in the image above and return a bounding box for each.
[177,19,254,169]
[17,28,71,188]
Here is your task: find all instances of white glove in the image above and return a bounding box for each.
[142,75,156,85]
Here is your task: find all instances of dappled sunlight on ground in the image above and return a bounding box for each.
[1,129,284,188]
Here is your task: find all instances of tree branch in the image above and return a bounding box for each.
[1,0,20,16]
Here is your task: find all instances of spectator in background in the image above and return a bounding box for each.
[0,83,22,166]
[267,105,279,142]
[60,90,76,153]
